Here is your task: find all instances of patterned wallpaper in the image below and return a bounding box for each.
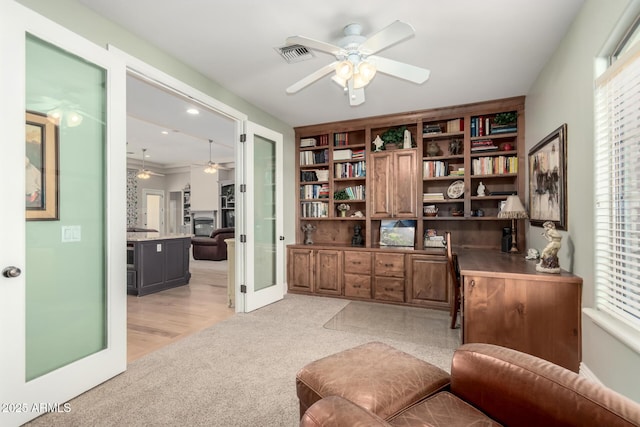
[126,169,138,228]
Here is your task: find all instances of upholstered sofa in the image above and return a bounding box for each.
[191,227,234,261]
[299,343,640,427]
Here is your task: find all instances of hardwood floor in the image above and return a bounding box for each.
[127,260,235,363]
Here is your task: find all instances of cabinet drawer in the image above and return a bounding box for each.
[374,253,405,277]
[344,251,372,274]
[374,277,405,302]
[344,273,372,298]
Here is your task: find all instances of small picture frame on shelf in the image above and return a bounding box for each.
[380,220,416,247]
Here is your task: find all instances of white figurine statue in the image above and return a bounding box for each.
[477,181,486,197]
[403,129,412,149]
[373,135,384,152]
[536,221,562,273]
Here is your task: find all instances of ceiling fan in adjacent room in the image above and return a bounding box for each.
[284,20,431,106]
[202,139,233,174]
[136,148,164,180]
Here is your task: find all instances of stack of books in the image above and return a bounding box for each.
[333,149,353,160]
[423,124,442,135]
[300,137,317,147]
[471,139,498,152]
[423,192,445,201]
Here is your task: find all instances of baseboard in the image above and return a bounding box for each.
[580,362,603,385]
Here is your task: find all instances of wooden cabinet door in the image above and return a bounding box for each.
[393,149,418,217]
[315,250,343,295]
[287,248,314,292]
[463,275,581,372]
[406,254,450,308]
[370,150,418,218]
[374,276,405,302]
[344,273,372,299]
[370,152,393,217]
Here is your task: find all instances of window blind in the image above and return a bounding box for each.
[594,40,640,330]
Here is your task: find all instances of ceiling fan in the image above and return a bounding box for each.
[202,139,233,174]
[285,20,430,106]
[136,148,164,179]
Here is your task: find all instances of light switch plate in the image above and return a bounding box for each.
[62,225,81,242]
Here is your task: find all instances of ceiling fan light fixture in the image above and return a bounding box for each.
[335,60,353,80]
[331,75,348,89]
[358,60,377,81]
[137,170,151,180]
[204,162,218,174]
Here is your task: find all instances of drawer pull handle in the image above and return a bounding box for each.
[384,263,393,267]
[353,285,361,288]
[353,261,361,264]
[385,287,394,291]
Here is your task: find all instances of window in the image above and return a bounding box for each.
[594,21,640,331]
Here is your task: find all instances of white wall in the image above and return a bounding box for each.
[525,0,639,401]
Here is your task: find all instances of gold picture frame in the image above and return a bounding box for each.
[25,111,59,220]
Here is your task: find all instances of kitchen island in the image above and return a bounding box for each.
[127,232,192,296]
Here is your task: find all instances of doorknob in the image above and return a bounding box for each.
[2,266,22,278]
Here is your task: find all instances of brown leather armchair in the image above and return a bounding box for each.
[191,227,234,261]
[300,343,640,427]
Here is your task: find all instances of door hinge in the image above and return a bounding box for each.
[239,184,246,193]
[240,284,247,293]
[240,234,247,243]
[279,236,285,241]
[240,134,246,143]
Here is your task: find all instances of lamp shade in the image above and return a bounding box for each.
[498,195,528,219]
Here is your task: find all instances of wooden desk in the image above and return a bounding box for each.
[458,249,582,372]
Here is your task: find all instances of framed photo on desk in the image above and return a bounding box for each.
[528,124,567,230]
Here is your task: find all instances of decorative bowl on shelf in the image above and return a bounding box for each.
[423,206,438,216]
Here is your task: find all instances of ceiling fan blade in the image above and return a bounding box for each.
[286,62,338,94]
[285,36,344,56]
[369,55,430,84]
[359,20,415,55]
[347,79,365,106]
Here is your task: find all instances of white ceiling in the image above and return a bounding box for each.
[80,0,585,166]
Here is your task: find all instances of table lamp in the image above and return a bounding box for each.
[498,195,528,253]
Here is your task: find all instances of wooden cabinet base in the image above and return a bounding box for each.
[287,244,450,310]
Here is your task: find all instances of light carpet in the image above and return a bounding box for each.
[28,294,460,427]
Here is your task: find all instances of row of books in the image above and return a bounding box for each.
[471,139,497,152]
[335,161,366,178]
[300,184,329,200]
[341,185,366,200]
[301,201,329,218]
[445,118,464,133]
[334,132,349,146]
[471,156,518,175]
[471,116,518,137]
[300,149,328,165]
[423,160,449,178]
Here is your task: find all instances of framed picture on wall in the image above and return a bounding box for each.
[25,111,59,220]
[528,124,567,230]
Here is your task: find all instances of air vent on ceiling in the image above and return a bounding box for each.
[275,44,315,63]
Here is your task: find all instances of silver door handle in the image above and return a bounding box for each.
[2,266,22,278]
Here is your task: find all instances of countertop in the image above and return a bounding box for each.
[126,232,193,242]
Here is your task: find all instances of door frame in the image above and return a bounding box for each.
[0,2,127,426]
[107,46,252,312]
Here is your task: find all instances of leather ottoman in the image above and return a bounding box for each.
[296,341,450,420]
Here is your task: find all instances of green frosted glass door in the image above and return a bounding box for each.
[0,3,126,425]
[243,122,284,312]
[25,35,108,380]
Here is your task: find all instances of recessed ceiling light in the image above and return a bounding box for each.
[186,108,199,115]
[161,130,169,135]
